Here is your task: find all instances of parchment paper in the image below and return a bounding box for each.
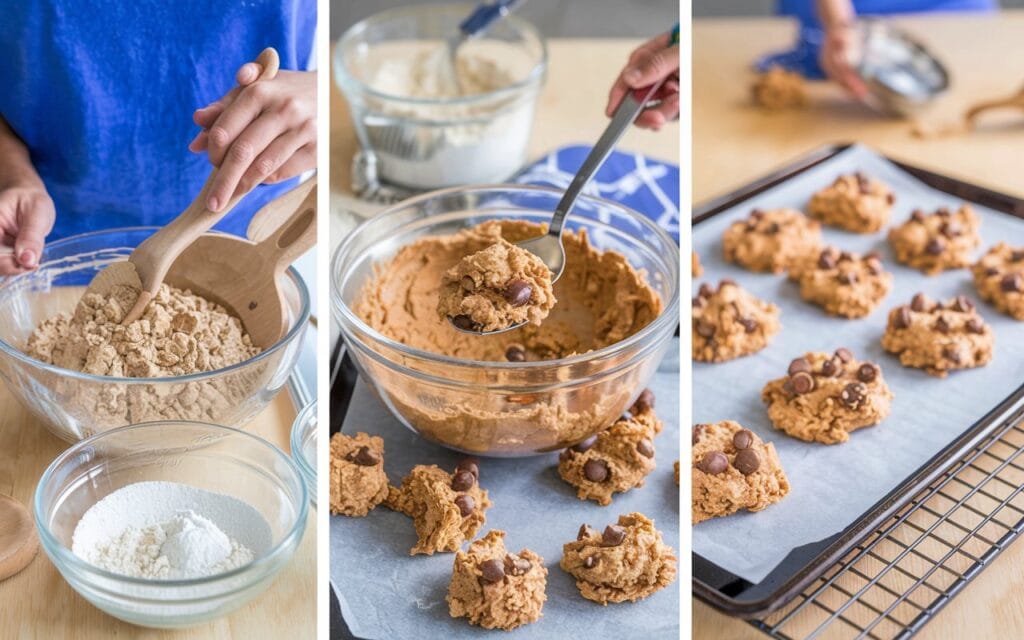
[693,145,1024,584]
[331,341,680,639]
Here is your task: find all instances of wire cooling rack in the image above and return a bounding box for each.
[749,405,1024,639]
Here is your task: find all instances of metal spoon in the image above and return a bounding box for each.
[450,77,670,336]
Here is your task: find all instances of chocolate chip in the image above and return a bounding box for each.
[739,317,759,333]
[791,371,815,394]
[820,358,839,377]
[837,271,858,285]
[856,173,872,193]
[636,439,654,458]
[788,358,811,375]
[697,451,729,475]
[695,319,716,338]
[1001,273,1022,293]
[925,238,945,255]
[602,525,627,547]
[691,296,704,308]
[455,495,475,517]
[835,348,854,363]
[911,293,929,312]
[452,470,476,491]
[504,280,533,306]
[480,558,505,583]
[698,283,715,299]
[967,318,985,334]
[349,446,381,466]
[818,250,837,269]
[583,459,609,482]
[633,388,655,413]
[940,222,961,238]
[866,258,883,275]
[692,424,707,445]
[733,448,762,475]
[577,524,597,541]
[911,210,926,223]
[583,555,597,569]
[572,435,597,453]
[857,363,878,383]
[461,276,476,292]
[505,344,527,362]
[1012,250,1024,263]
[934,316,951,334]
[839,251,854,263]
[766,222,781,234]
[457,457,480,480]
[943,346,962,364]
[451,315,478,331]
[937,207,951,217]
[732,429,755,450]
[953,295,974,313]
[886,193,896,205]
[894,306,913,329]
[840,382,867,409]
[508,555,532,576]
[750,208,765,220]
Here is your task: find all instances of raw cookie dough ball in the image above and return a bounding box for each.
[972,243,1024,320]
[692,250,702,277]
[888,205,981,275]
[385,459,492,555]
[761,349,894,444]
[751,66,808,110]
[437,239,556,332]
[447,530,547,631]
[560,512,677,605]
[881,293,994,377]
[808,172,895,233]
[693,280,780,362]
[557,390,663,506]
[329,432,389,517]
[674,460,680,486]
[788,246,893,318]
[722,208,821,273]
[692,421,790,524]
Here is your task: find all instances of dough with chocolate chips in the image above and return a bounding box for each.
[808,172,895,233]
[788,246,893,318]
[721,208,821,273]
[751,67,808,110]
[888,205,981,275]
[693,280,780,362]
[881,294,994,377]
[972,243,1024,320]
[329,432,389,517]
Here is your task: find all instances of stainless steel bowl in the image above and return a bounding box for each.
[856,20,949,118]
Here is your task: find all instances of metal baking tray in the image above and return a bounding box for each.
[692,143,1024,619]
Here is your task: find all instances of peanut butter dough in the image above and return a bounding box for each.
[751,67,809,110]
[722,208,821,273]
[808,172,895,233]
[972,243,1024,320]
[888,206,980,275]
[693,280,780,362]
[788,246,893,318]
[881,294,994,377]
[329,432,389,517]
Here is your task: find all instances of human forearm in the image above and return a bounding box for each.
[0,116,44,190]
[816,0,857,29]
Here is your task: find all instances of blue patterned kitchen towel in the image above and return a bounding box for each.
[514,145,680,243]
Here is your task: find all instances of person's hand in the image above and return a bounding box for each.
[189,63,316,212]
[0,182,55,275]
[605,32,680,131]
[820,23,868,99]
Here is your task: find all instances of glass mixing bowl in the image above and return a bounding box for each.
[290,400,317,510]
[331,186,679,457]
[34,421,308,628]
[334,3,547,190]
[0,228,310,442]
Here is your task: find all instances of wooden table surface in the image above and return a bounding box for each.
[0,384,315,639]
[694,12,1024,640]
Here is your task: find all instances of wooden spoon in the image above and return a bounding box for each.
[965,83,1024,125]
[165,176,317,348]
[81,47,281,325]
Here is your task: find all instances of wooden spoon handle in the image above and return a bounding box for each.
[251,175,318,275]
[965,86,1024,121]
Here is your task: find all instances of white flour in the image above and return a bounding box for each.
[72,481,271,580]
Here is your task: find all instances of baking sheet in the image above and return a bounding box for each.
[692,145,1024,584]
[331,341,680,639]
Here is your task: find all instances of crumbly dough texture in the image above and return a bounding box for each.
[808,172,895,233]
[385,463,492,555]
[692,251,702,277]
[329,432,389,517]
[788,246,893,318]
[762,350,894,444]
[972,243,1024,320]
[557,392,663,506]
[722,208,821,274]
[447,530,547,631]
[751,67,809,110]
[692,420,790,524]
[888,206,981,275]
[560,512,677,605]
[693,280,780,362]
[437,239,556,332]
[881,295,994,377]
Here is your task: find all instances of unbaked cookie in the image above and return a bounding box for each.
[761,349,894,444]
[558,390,663,506]
[692,250,702,277]
[693,280,781,362]
[881,293,994,377]
[808,172,895,233]
[692,421,790,524]
[329,432,389,517]
[722,208,821,273]
[751,66,808,110]
[972,243,1024,320]
[788,246,893,318]
[560,512,677,605]
[887,206,980,275]
[447,530,547,631]
[385,460,492,555]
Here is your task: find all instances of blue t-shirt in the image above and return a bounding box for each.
[0,1,316,241]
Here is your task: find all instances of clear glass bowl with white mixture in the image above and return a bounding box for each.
[34,421,308,628]
[334,3,547,190]
[290,400,317,509]
[331,186,679,457]
[0,228,310,442]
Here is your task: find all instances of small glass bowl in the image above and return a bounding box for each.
[0,228,311,442]
[33,421,308,628]
[290,400,317,510]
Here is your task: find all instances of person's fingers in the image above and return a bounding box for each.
[605,78,631,117]
[635,93,680,130]
[205,82,276,168]
[234,125,310,195]
[193,88,239,128]
[14,203,54,270]
[261,143,316,185]
[206,112,285,211]
[188,129,210,153]
[236,62,264,86]
[621,43,680,89]
[0,254,31,276]
[626,32,671,66]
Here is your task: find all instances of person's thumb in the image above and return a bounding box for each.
[14,205,54,269]
[622,44,680,88]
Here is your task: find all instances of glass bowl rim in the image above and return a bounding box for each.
[290,400,317,486]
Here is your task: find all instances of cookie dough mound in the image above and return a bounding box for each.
[808,172,895,233]
[673,460,680,485]
[881,294,994,377]
[438,239,556,332]
[693,280,780,362]
[329,432,389,517]
[560,512,677,605]
[888,206,980,275]
[972,243,1024,320]
[788,246,892,318]
[692,421,790,524]
[26,283,260,377]
[722,208,821,273]
[692,250,702,277]
[751,66,808,110]
[762,349,894,444]
[385,460,492,555]
[557,390,663,506]
[447,530,547,631]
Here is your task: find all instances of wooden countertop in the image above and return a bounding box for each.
[0,386,315,638]
[694,12,1024,639]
